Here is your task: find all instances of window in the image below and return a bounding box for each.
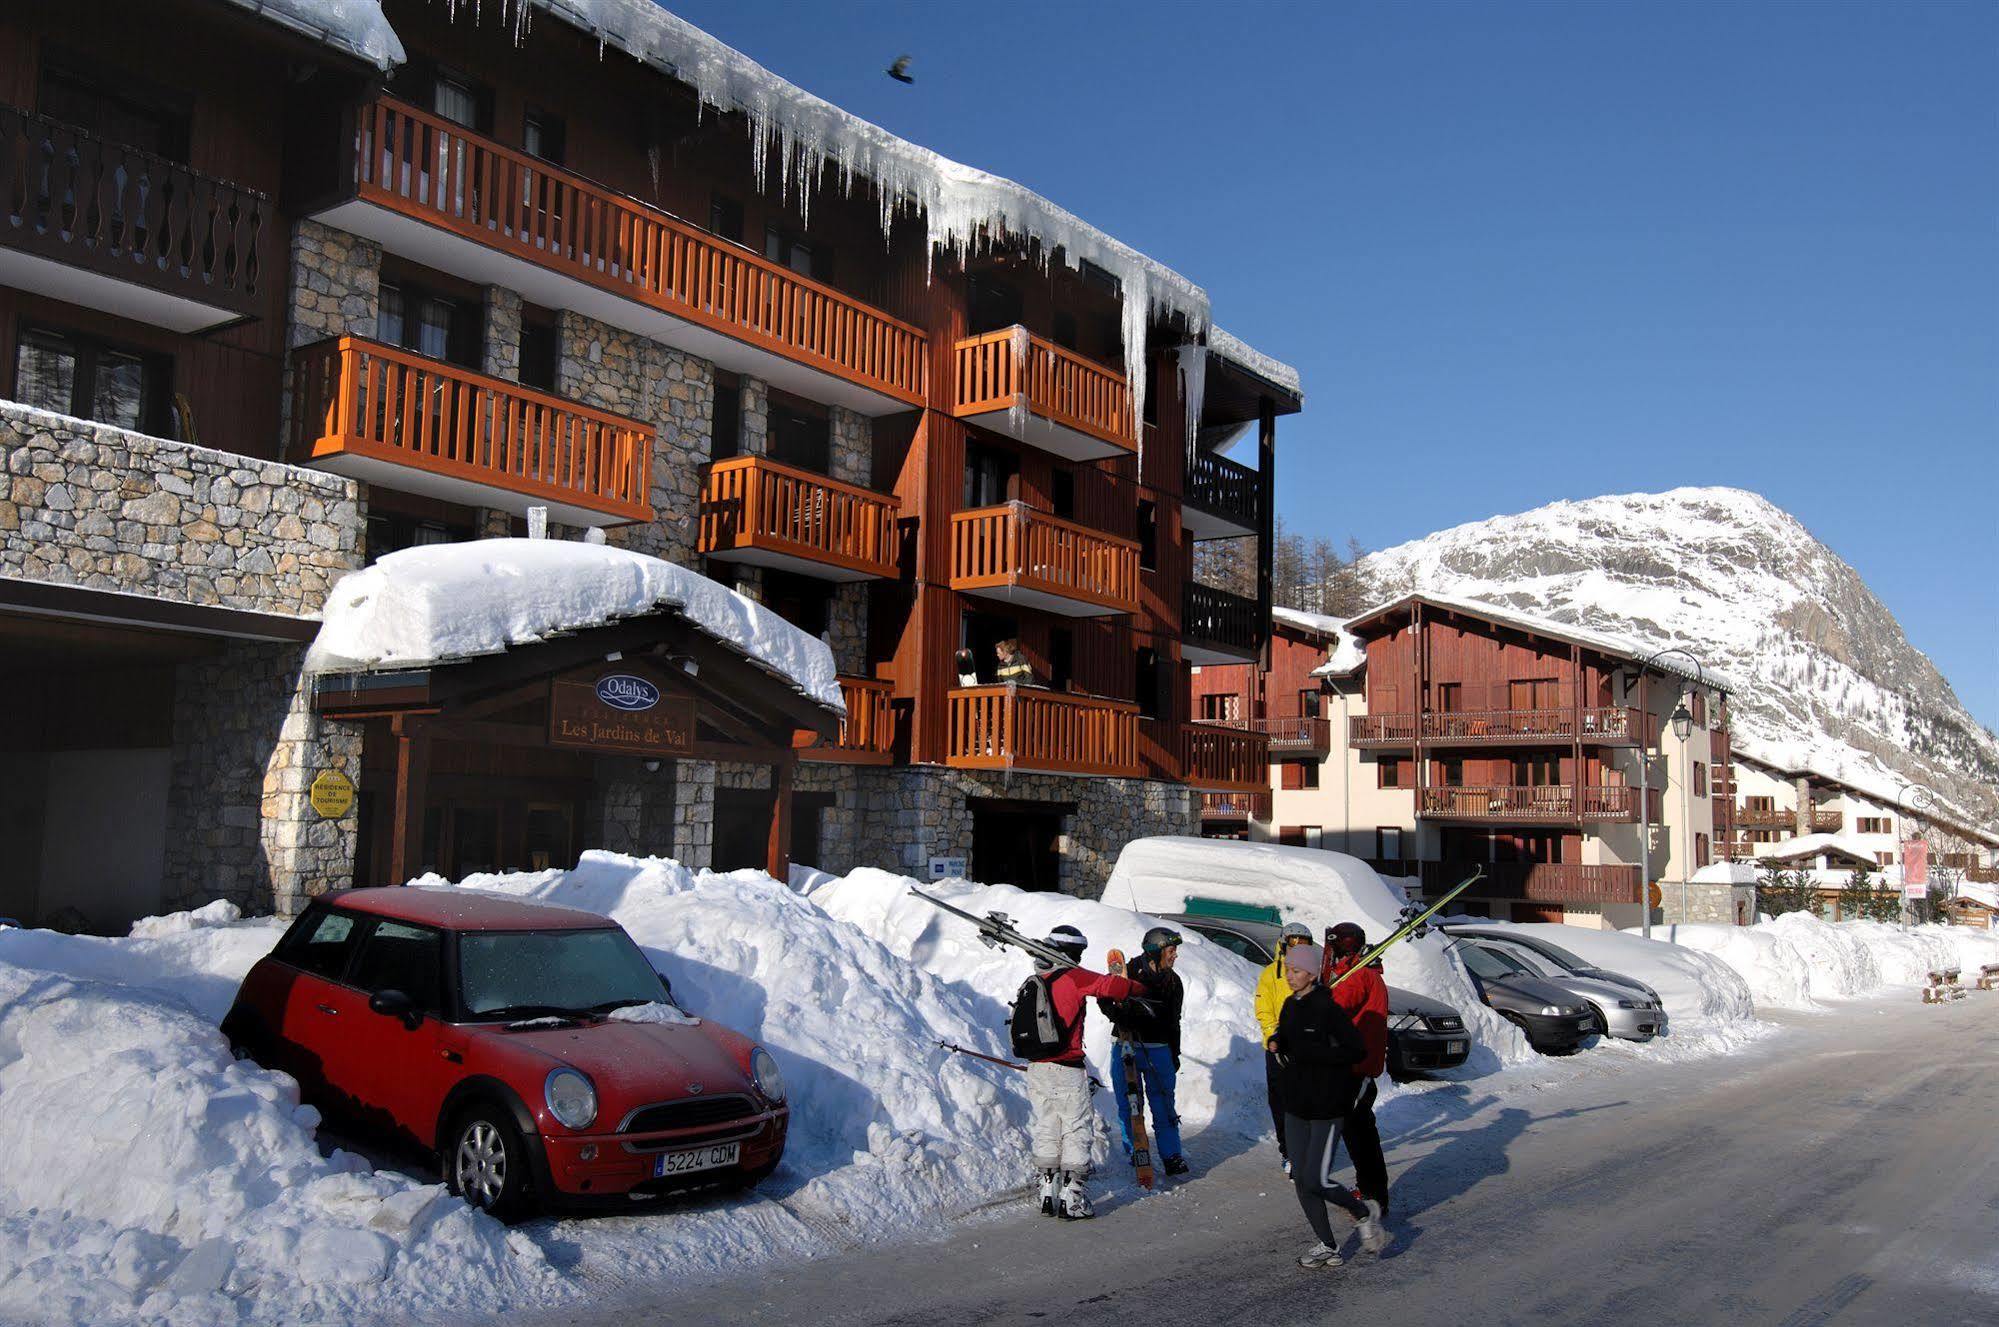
[519,308,559,392]
[1137,500,1158,571]
[1050,469,1075,520]
[1693,762,1708,798]
[365,508,471,563]
[1200,693,1242,722]
[1695,833,1710,869]
[1280,760,1319,790]
[431,68,485,130]
[1377,827,1404,862]
[275,907,360,981]
[1299,690,1322,720]
[1052,311,1078,351]
[711,371,743,459]
[1511,755,1558,787]
[523,107,566,164]
[710,194,745,244]
[1747,795,1774,813]
[378,278,482,368]
[1378,758,1404,790]
[1436,758,1465,788]
[964,440,1016,509]
[967,277,1022,336]
[1134,647,1162,720]
[12,327,169,434]
[762,568,833,638]
[768,392,831,472]
[765,225,833,282]
[1434,682,1463,714]
[1049,628,1073,691]
[1509,677,1560,710]
[1876,852,1895,867]
[1857,816,1890,835]
[38,54,191,160]
[347,920,444,1014]
[1688,691,1708,728]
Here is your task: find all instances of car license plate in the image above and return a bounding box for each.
[653,1141,740,1178]
[1447,1040,1467,1055]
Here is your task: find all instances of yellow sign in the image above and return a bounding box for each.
[309,770,356,819]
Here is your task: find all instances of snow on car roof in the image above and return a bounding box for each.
[326,886,613,930]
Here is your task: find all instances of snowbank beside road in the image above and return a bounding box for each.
[1651,914,1999,1009]
[1462,923,1756,1030]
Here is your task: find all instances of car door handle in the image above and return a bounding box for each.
[316,1003,340,1016]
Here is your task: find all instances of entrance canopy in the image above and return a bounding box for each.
[308,540,843,883]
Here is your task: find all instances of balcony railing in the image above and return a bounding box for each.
[1184,449,1258,539]
[1735,804,1841,832]
[945,685,1139,777]
[1201,789,1271,822]
[2,104,268,331]
[330,96,927,409]
[950,502,1140,617]
[1418,784,1659,823]
[1181,722,1270,793]
[289,336,652,525]
[1182,581,1262,662]
[698,454,899,581]
[951,327,1134,461]
[802,676,895,765]
[1246,715,1332,757]
[1962,865,1999,884]
[1349,707,1642,746]
[1365,859,1643,905]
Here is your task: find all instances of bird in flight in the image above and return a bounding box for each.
[887,54,915,84]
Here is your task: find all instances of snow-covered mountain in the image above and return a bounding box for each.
[1355,487,1999,826]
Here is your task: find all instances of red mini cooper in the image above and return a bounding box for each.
[223,888,789,1219]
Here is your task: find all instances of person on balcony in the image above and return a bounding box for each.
[954,647,981,687]
[995,638,1035,686]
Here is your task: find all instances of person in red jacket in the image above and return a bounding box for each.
[1026,924,1141,1219]
[1328,921,1392,1223]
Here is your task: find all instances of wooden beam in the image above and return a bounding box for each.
[388,712,430,886]
[1255,395,1276,669]
[766,753,795,880]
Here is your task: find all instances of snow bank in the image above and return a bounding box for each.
[306,539,842,710]
[1468,923,1755,1030]
[0,926,555,1327]
[1650,915,1999,1009]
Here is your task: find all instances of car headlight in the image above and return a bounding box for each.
[1387,1013,1423,1032]
[751,1046,787,1103]
[1539,1005,1563,1016]
[544,1067,598,1130]
[1617,999,1638,1009]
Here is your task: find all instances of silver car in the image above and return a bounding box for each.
[1458,937,1667,1041]
[1441,926,1664,1006]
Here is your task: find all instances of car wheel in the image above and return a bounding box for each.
[1497,1011,1544,1053]
[446,1106,533,1222]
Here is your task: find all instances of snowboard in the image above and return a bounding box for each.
[1104,948,1154,1190]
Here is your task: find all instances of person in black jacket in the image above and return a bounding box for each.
[1273,943,1389,1268]
[1099,926,1189,1175]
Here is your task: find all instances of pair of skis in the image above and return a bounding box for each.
[1321,866,1485,986]
[1104,948,1155,1191]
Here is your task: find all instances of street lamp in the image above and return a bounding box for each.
[1623,647,1706,941]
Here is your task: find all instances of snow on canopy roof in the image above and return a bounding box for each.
[1100,836,1407,938]
[216,0,404,69]
[1208,328,1302,399]
[1268,607,1365,678]
[305,539,842,712]
[1761,833,1879,864]
[1346,591,1734,693]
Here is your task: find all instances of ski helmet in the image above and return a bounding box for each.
[1043,925,1088,960]
[1330,921,1366,953]
[1279,921,1313,945]
[1141,926,1183,956]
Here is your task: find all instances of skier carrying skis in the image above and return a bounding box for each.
[1254,920,1314,1173]
[1273,943,1388,1268]
[1022,924,1141,1219]
[1099,926,1189,1177]
[1328,920,1392,1222]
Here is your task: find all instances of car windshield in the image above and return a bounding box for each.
[458,927,670,1020]
[1457,944,1525,981]
[1517,936,1591,972]
[1492,944,1558,977]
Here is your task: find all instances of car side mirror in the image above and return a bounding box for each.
[369,989,421,1029]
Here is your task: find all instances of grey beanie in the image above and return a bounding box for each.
[1284,943,1323,976]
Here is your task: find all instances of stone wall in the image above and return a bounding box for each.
[287,219,380,349]
[856,766,1196,897]
[0,403,363,616]
[796,762,865,875]
[482,285,523,382]
[593,756,678,860]
[671,758,717,870]
[558,311,711,564]
[1657,880,1755,927]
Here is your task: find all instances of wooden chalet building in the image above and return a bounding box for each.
[1196,595,1738,929]
[0,0,1298,930]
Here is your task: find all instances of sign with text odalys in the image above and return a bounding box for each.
[549,666,695,757]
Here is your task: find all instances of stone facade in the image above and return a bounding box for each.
[1657,880,1755,927]
[558,311,711,565]
[829,405,871,487]
[854,766,1196,897]
[593,756,679,861]
[671,758,718,871]
[286,219,380,349]
[795,761,865,874]
[0,403,363,616]
[481,285,524,382]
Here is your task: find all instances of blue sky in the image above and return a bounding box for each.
[664,0,1996,728]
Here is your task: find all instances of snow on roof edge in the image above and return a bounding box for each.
[216,0,405,69]
[1209,327,1302,399]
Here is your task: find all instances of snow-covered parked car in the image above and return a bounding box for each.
[1449,941,1597,1054]
[222,887,789,1219]
[1442,926,1667,1040]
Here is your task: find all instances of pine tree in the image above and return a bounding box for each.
[1759,865,1800,918]
[1838,863,1875,923]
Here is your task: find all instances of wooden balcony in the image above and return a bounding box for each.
[1201,789,1271,823]
[698,455,898,582]
[1735,804,1841,832]
[312,96,926,414]
[801,676,895,765]
[288,336,651,526]
[1418,784,1661,824]
[950,503,1140,617]
[1247,715,1332,757]
[945,685,1140,777]
[1183,449,1258,540]
[1181,722,1270,793]
[951,327,1134,461]
[1182,581,1262,664]
[1350,707,1643,747]
[1367,859,1643,905]
[2,104,269,332]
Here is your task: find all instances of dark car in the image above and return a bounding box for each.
[1449,941,1597,1055]
[1164,914,1473,1078]
[223,887,789,1219]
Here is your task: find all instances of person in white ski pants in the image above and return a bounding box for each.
[1026,1060,1093,1172]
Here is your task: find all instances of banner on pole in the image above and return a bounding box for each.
[1903,837,1928,888]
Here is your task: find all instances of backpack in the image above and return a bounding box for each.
[1009,973,1069,1059]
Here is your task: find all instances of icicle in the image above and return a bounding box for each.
[1176,341,1207,464]
[1006,325,1031,439]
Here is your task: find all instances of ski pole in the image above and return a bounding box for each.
[936,1040,1103,1093]
[1327,867,1485,991]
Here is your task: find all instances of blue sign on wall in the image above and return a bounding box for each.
[595,673,661,712]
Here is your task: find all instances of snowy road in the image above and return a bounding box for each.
[498,992,1998,1327]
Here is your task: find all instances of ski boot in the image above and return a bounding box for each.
[1163,1155,1190,1178]
[1037,1168,1058,1218]
[1057,1170,1094,1220]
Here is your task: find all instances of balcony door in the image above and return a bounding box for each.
[1508,677,1560,712]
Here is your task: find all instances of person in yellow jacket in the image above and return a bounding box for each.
[1257,921,1316,1175]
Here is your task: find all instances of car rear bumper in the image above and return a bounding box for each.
[539,1106,790,1200]
[1388,1029,1472,1076]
